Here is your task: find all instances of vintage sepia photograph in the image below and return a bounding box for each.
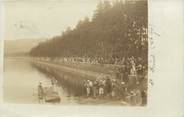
[3,0,148,106]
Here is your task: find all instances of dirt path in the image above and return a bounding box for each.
[32,60,109,79]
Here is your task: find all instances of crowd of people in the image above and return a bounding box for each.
[35,55,147,105]
[35,56,146,67]
[82,56,147,106]
[83,76,146,106]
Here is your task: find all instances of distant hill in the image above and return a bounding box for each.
[4,39,47,57]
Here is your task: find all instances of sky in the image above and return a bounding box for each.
[4,0,105,40]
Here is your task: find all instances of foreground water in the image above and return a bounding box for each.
[3,58,79,104]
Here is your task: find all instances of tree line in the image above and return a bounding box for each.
[30,0,148,64]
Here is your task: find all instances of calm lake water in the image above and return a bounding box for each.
[3,58,78,104]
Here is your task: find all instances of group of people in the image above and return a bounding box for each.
[36,56,146,67]
[116,56,146,84]
[37,55,147,105]
[82,56,147,106]
[83,76,114,98]
[83,74,146,105]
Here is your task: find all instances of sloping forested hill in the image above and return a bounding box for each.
[30,0,147,63]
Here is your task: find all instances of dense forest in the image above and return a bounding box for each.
[30,0,148,65]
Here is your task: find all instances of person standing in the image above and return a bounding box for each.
[93,80,98,98]
[38,82,45,104]
[141,90,147,106]
[111,79,116,98]
[98,80,104,98]
[83,79,87,96]
[89,80,93,96]
[105,77,112,97]
[86,80,92,97]
[134,89,142,106]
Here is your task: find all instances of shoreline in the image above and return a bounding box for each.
[4,57,147,106]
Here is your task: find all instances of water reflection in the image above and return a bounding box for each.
[32,64,82,94]
[4,58,78,104]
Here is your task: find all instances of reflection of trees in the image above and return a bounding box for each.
[31,62,85,96]
[30,0,147,64]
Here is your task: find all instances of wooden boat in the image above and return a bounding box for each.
[43,87,61,103]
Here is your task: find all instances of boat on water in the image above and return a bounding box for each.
[34,81,61,103]
[43,87,61,103]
